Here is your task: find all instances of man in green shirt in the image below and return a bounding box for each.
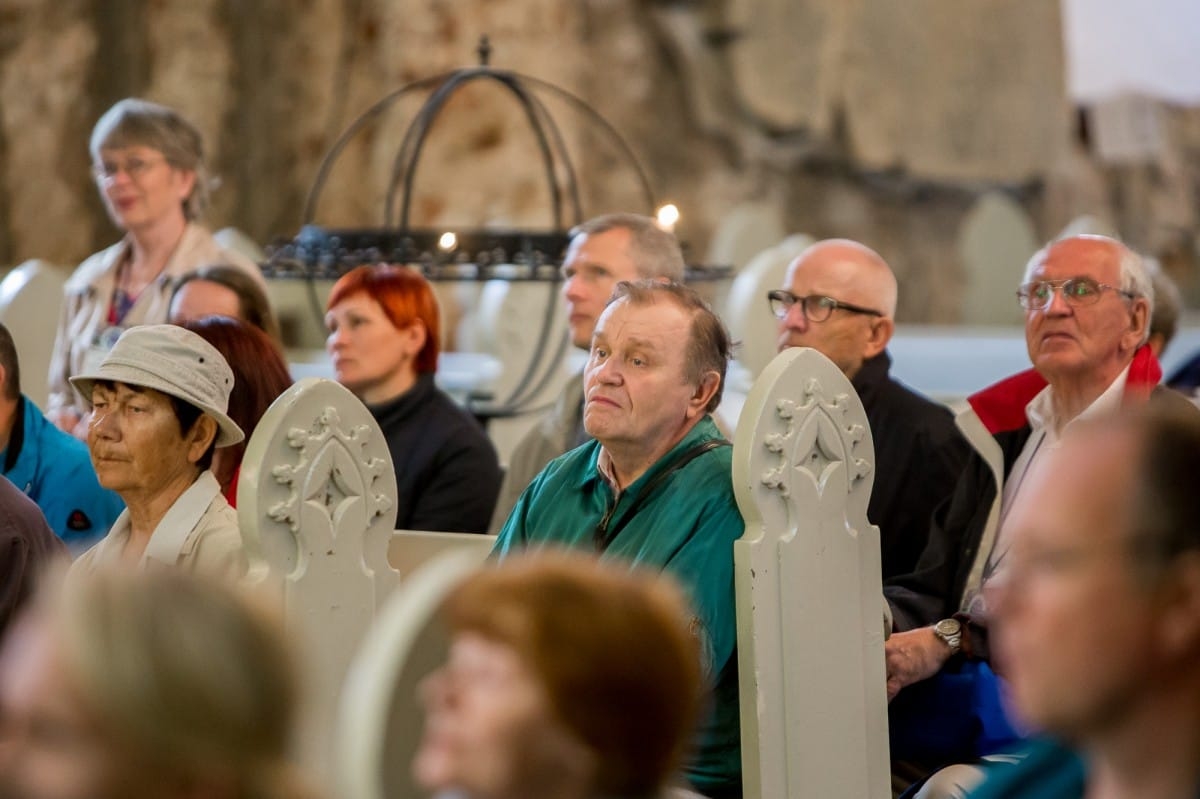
[495,280,744,798]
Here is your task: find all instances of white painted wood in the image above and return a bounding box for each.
[732,346,890,799]
[389,530,496,580]
[0,260,67,409]
[238,376,401,787]
[336,549,490,799]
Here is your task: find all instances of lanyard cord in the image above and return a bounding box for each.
[593,439,731,552]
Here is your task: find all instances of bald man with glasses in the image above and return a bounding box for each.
[772,239,968,580]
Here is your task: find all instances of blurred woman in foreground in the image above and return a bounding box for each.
[414,551,704,799]
[0,568,315,799]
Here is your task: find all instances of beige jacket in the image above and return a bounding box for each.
[46,223,267,420]
[71,471,252,583]
[488,372,587,533]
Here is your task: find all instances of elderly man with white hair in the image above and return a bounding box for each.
[878,234,1197,793]
[68,324,255,580]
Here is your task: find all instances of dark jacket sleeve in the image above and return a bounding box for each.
[884,449,997,632]
[406,423,502,535]
[0,482,67,639]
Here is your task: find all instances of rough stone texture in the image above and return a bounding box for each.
[0,0,1196,328]
[0,1,97,266]
[841,1,1070,183]
[727,0,846,134]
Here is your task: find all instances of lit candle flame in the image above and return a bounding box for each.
[438,231,458,251]
[655,203,680,234]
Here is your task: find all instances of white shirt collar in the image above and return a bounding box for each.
[140,471,223,566]
[1026,363,1131,443]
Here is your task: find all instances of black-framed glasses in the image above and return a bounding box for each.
[766,290,883,322]
[1016,277,1136,311]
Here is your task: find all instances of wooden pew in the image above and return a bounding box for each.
[732,346,890,799]
[237,376,496,790]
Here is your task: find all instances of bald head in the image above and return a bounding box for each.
[787,239,898,319]
[776,239,897,379]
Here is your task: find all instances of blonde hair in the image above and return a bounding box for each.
[54,569,313,799]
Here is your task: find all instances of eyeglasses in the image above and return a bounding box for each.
[1016,277,1136,311]
[91,156,167,182]
[766,290,883,322]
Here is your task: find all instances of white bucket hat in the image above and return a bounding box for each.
[70,324,244,447]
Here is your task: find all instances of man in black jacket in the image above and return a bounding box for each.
[772,239,968,579]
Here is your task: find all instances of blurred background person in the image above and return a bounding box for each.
[968,404,1200,799]
[1144,257,1182,361]
[69,325,253,579]
[0,568,316,799]
[46,98,268,439]
[181,316,293,506]
[170,263,283,345]
[413,551,704,799]
[325,265,500,533]
[0,322,122,552]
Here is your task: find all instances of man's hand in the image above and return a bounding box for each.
[884,626,953,702]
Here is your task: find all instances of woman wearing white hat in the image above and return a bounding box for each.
[68,324,255,580]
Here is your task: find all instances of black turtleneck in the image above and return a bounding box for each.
[851,351,970,580]
[368,373,501,533]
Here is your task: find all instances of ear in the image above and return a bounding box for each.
[174,168,198,205]
[1124,297,1151,353]
[401,320,428,358]
[185,415,218,465]
[863,317,895,360]
[685,371,721,420]
[1154,551,1200,660]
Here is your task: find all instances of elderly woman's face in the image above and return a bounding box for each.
[87,383,208,501]
[413,632,592,798]
[92,145,194,233]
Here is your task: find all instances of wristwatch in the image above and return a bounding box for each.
[933,618,963,654]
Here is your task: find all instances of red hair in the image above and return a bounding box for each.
[326,265,440,374]
[181,317,294,493]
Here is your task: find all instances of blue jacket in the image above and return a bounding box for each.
[1,396,123,551]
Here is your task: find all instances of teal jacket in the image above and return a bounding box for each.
[1,396,123,552]
[495,416,744,796]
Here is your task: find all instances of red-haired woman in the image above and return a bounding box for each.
[325,265,500,533]
[181,316,293,506]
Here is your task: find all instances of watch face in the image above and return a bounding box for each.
[936,618,962,636]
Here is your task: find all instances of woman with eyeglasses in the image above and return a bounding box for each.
[46,98,270,440]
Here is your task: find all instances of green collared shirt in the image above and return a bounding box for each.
[494,415,744,795]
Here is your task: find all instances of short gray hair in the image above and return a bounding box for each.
[90,98,209,221]
[609,280,730,413]
[569,213,685,282]
[1022,234,1155,344]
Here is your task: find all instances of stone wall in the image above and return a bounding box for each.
[1,0,1197,322]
